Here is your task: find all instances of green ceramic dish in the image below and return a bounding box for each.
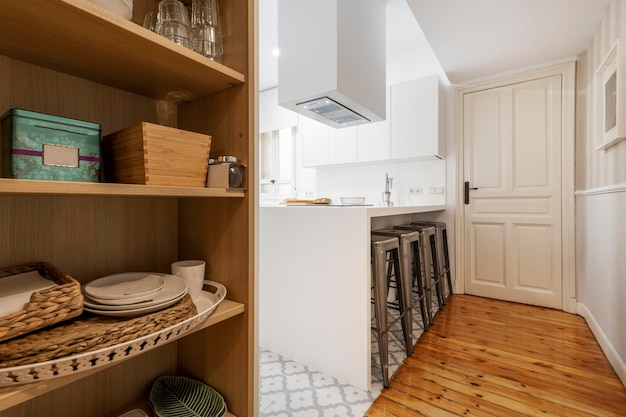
[149,376,227,417]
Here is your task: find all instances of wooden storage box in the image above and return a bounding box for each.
[102,122,212,187]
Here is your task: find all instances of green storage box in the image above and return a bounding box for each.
[1,109,101,182]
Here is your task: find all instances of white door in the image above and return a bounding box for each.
[463,75,563,309]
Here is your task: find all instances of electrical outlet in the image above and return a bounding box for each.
[429,187,445,195]
[304,191,313,197]
[409,187,423,196]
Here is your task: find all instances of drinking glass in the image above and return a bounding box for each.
[158,21,192,49]
[192,24,223,61]
[158,0,190,26]
[191,0,219,26]
[142,11,157,32]
[156,0,192,49]
[191,0,223,61]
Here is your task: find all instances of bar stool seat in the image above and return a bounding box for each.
[411,221,453,298]
[371,228,430,334]
[370,234,412,388]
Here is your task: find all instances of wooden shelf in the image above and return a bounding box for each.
[0,0,245,102]
[0,179,246,198]
[0,299,245,413]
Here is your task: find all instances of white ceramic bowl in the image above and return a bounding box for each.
[340,197,365,205]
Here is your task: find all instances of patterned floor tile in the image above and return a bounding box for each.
[260,289,443,416]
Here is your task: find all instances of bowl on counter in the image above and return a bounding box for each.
[340,197,365,205]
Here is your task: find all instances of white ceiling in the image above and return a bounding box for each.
[259,0,610,90]
[407,0,610,84]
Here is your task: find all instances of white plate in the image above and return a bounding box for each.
[84,292,186,317]
[84,275,188,310]
[84,273,166,300]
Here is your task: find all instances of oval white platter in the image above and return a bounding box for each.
[0,280,227,386]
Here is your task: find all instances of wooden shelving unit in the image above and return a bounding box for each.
[0,0,255,416]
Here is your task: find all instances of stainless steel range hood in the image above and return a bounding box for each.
[277,0,386,129]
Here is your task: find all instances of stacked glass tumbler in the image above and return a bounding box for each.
[191,0,223,62]
[155,0,192,49]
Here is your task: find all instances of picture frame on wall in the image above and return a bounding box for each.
[595,37,626,150]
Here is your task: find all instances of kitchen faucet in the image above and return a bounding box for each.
[382,172,393,206]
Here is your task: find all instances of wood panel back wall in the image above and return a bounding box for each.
[0,196,178,281]
[0,55,180,279]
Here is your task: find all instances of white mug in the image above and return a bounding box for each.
[171,260,206,300]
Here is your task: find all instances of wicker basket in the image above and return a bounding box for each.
[0,294,197,368]
[0,262,83,343]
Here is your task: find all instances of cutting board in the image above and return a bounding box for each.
[281,198,331,205]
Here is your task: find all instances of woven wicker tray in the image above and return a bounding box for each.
[0,281,226,386]
[0,262,83,343]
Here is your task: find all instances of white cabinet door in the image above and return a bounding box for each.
[301,116,329,167]
[357,87,390,162]
[328,126,357,164]
[390,74,444,160]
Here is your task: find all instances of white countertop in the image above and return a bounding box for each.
[259,203,446,217]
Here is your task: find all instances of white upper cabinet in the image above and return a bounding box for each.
[328,126,358,164]
[301,116,329,167]
[390,74,445,160]
[357,87,391,162]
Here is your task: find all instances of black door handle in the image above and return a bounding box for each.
[464,181,478,204]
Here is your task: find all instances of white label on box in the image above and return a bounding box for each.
[42,143,79,167]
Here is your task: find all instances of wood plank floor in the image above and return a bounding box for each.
[365,294,626,417]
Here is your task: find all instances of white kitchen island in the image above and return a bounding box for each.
[259,204,445,391]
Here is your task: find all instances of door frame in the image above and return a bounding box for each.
[454,61,577,313]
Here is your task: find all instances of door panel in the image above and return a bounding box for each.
[463,75,562,308]
[515,224,552,290]
[470,94,506,189]
[472,223,506,286]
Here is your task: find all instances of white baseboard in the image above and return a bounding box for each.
[577,302,626,387]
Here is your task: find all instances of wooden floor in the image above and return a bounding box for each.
[365,294,626,417]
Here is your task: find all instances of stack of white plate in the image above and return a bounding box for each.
[82,273,188,317]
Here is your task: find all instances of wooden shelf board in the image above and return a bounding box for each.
[0,0,245,102]
[0,299,245,412]
[0,178,246,198]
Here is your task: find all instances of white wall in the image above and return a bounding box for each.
[576,187,626,384]
[576,0,626,385]
[313,159,445,206]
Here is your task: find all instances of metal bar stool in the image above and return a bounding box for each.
[393,224,444,320]
[371,234,412,388]
[372,228,430,334]
[411,221,453,298]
